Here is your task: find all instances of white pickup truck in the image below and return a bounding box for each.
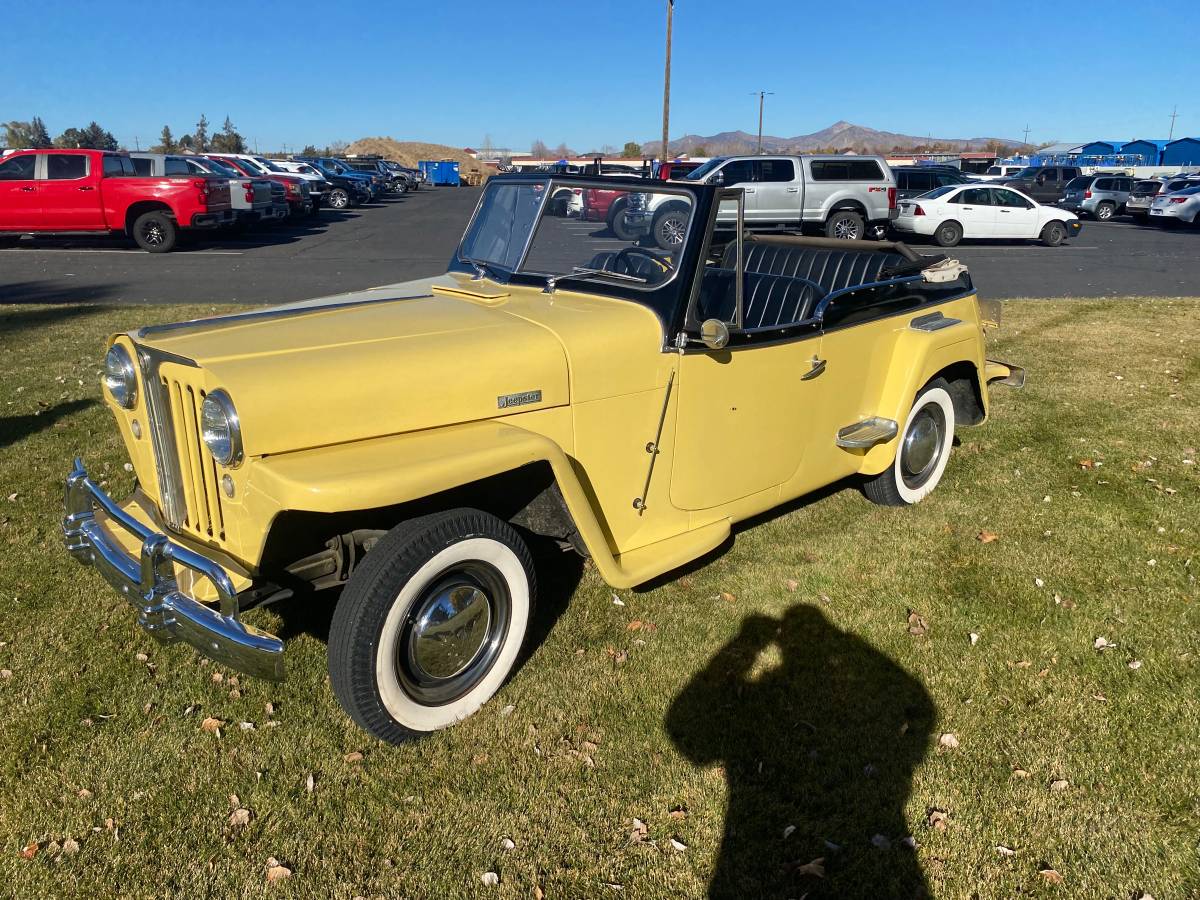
[128,153,283,225]
[623,154,900,249]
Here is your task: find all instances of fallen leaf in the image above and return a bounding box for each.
[1128,659,1143,670]
[1078,459,1095,470]
[969,632,980,646]
[135,652,149,662]
[500,838,515,851]
[719,591,736,603]
[343,751,364,764]
[305,773,314,793]
[996,845,1017,857]
[668,806,687,820]
[499,704,516,718]
[938,732,960,750]
[785,579,799,591]
[899,836,917,850]
[1034,578,1045,588]
[1049,778,1070,793]
[229,807,253,827]
[1012,768,1030,778]
[927,809,950,831]
[481,871,500,886]
[0,669,11,680]
[61,838,80,856]
[907,610,928,636]
[265,857,292,883]
[630,818,649,843]
[977,530,999,543]
[19,842,38,859]
[1038,867,1064,884]
[611,594,625,606]
[200,717,223,735]
[782,824,796,840]
[77,788,92,799]
[792,857,825,877]
[1094,637,1116,651]
[668,838,687,852]
[627,620,643,631]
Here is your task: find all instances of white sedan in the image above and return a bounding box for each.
[892,184,1082,247]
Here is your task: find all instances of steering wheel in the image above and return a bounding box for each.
[614,246,670,276]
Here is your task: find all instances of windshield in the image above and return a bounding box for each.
[229,157,266,175]
[296,164,319,176]
[985,167,1001,175]
[684,157,727,181]
[458,179,694,290]
[203,158,240,177]
[254,157,286,172]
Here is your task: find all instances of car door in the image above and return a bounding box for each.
[750,158,799,223]
[712,159,758,223]
[946,187,997,236]
[38,153,106,229]
[0,153,40,228]
[1034,168,1061,202]
[991,188,1038,236]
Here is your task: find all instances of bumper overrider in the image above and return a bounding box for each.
[63,459,284,681]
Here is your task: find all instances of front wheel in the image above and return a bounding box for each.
[863,380,956,507]
[1040,221,1067,246]
[328,509,536,745]
[653,205,689,251]
[131,211,177,252]
[328,188,350,210]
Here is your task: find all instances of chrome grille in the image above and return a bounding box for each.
[137,351,225,543]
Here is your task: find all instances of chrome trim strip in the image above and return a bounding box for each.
[136,294,434,339]
[63,459,284,681]
[836,417,899,449]
[136,347,188,529]
[910,311,962,332]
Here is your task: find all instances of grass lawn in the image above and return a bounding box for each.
[1,299,1197,898]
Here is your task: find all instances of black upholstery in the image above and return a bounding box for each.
[742,243,905,295]
[696,269,821,328]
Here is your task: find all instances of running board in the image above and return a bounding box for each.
[836,417,899,449]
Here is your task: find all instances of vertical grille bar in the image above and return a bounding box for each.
[136,351,187,529]
[172,380,208,535]
[191,387,225,540]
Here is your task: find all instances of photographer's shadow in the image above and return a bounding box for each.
[667,605,934,899]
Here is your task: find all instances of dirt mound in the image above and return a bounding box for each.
[345,138,489,178]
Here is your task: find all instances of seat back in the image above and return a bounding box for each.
[696,268,821,329]
[743,243,904,295]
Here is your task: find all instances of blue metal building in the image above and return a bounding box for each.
[1120,139,1169,165]
[1078,140,1123,156]
[1162,138,1200,167]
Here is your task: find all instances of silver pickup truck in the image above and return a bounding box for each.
[649,154,898,243]
[128,153,281,225]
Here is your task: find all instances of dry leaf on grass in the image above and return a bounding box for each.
[927,809,950,831]
[305,773,314,793]
[785,579,799,592]
[343,751,364,763]
[61,838,80,855]
[782,824,796,839]
[668,838,687,852]
[481,871,500,886]
[228,807,253,827]
[1049,778,1070,792]
[906,610,928,636]
[719,591,736,603]
[500,838,515,851]
[995,845,1017,857]
[790,857,825,878]
[1038,866,1064,884]
[977,530,999,543]
[938,732,960,750]
[19,841,38,859]
[1094,637,1116,651]
[630,818,649,843]
[200,717,223,736]
[1012,768,1030,778]
[265,857,292,883]
[1128,659,1143,670]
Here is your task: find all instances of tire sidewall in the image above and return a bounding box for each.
[935,221,962,247]
[1042,222,1066,246]
[892,386,956,504]
[826,210,864,240]
[654,207,688,250]
[133,212,176,252]
[373,536,530,731]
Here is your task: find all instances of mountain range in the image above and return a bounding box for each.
[642,121,1023,156]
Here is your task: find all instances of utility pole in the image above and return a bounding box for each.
[1168,105,1178,141]
[661,0,673,162]
[1022,124,1031,146]
[752,91,774,154]
[134,135,140,150]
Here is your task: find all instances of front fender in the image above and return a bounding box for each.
[243,420,639,587]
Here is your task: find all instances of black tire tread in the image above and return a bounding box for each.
[327,508,536,745]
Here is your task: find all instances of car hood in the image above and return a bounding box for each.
[133,279,570,457]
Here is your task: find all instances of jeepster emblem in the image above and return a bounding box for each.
[497,390,542,409]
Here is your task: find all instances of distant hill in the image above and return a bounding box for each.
[345,137,490,177]
[643,121,1023,156]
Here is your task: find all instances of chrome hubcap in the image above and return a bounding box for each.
[901,405,945,488]
[397,562,510,705]
[834,218,860,239]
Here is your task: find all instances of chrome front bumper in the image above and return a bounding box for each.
[63,459,284,681]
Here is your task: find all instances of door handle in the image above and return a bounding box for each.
[801,357,827,380]
[786,187,799,192]
[743,188,755,193]
[961,206,973,210]
[77,185,95,192]
[999,209,1011,213]
[19,186,35,192]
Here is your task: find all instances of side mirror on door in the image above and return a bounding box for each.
[1036,174,1047,185]
[700,319,730,350]
[709,171,725,187]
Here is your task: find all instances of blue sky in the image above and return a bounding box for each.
[1,0,1195,153]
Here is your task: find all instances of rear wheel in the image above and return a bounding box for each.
[653,205,689,251]
[131,211,177,253]
[825,209,864,240]
[934,220,963,247]
[1095,202,1115,221]
[328,509,536,745]
[1040,221,1067,246]
[611,204,640,242]
[864,380,956,507]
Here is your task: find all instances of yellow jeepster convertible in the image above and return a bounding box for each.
[64,175,1022,743]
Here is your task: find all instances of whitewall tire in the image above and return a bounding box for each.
[864,380,956,507]
[328,509,535,744]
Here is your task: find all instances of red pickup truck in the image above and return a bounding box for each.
[0,149,234,252]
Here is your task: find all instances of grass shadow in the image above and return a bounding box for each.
[667,604,934,898]
[0,399,97,449]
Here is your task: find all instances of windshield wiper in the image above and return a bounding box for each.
[568,266,648,283]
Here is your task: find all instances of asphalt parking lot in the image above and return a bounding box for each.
[1,190,1196,305]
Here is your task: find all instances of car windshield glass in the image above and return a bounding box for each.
[985,167,1001,175]
[458,179,693,291]
[256,158,286,172]
[1131,180,1161,195]
[230,157,265,174]
[202,158,239,176]
[918,185,958,200]
[684,157,727,180]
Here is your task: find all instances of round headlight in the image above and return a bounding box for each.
[200,390,242,467]
[103,344,137,409]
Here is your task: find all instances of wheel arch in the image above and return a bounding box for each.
[123,201,174,235]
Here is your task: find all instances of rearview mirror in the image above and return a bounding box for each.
[700,319,730,350]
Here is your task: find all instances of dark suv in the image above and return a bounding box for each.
[893,167,974,201]
[998,165,1083,203]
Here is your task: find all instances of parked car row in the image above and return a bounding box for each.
[0,148,426,251]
